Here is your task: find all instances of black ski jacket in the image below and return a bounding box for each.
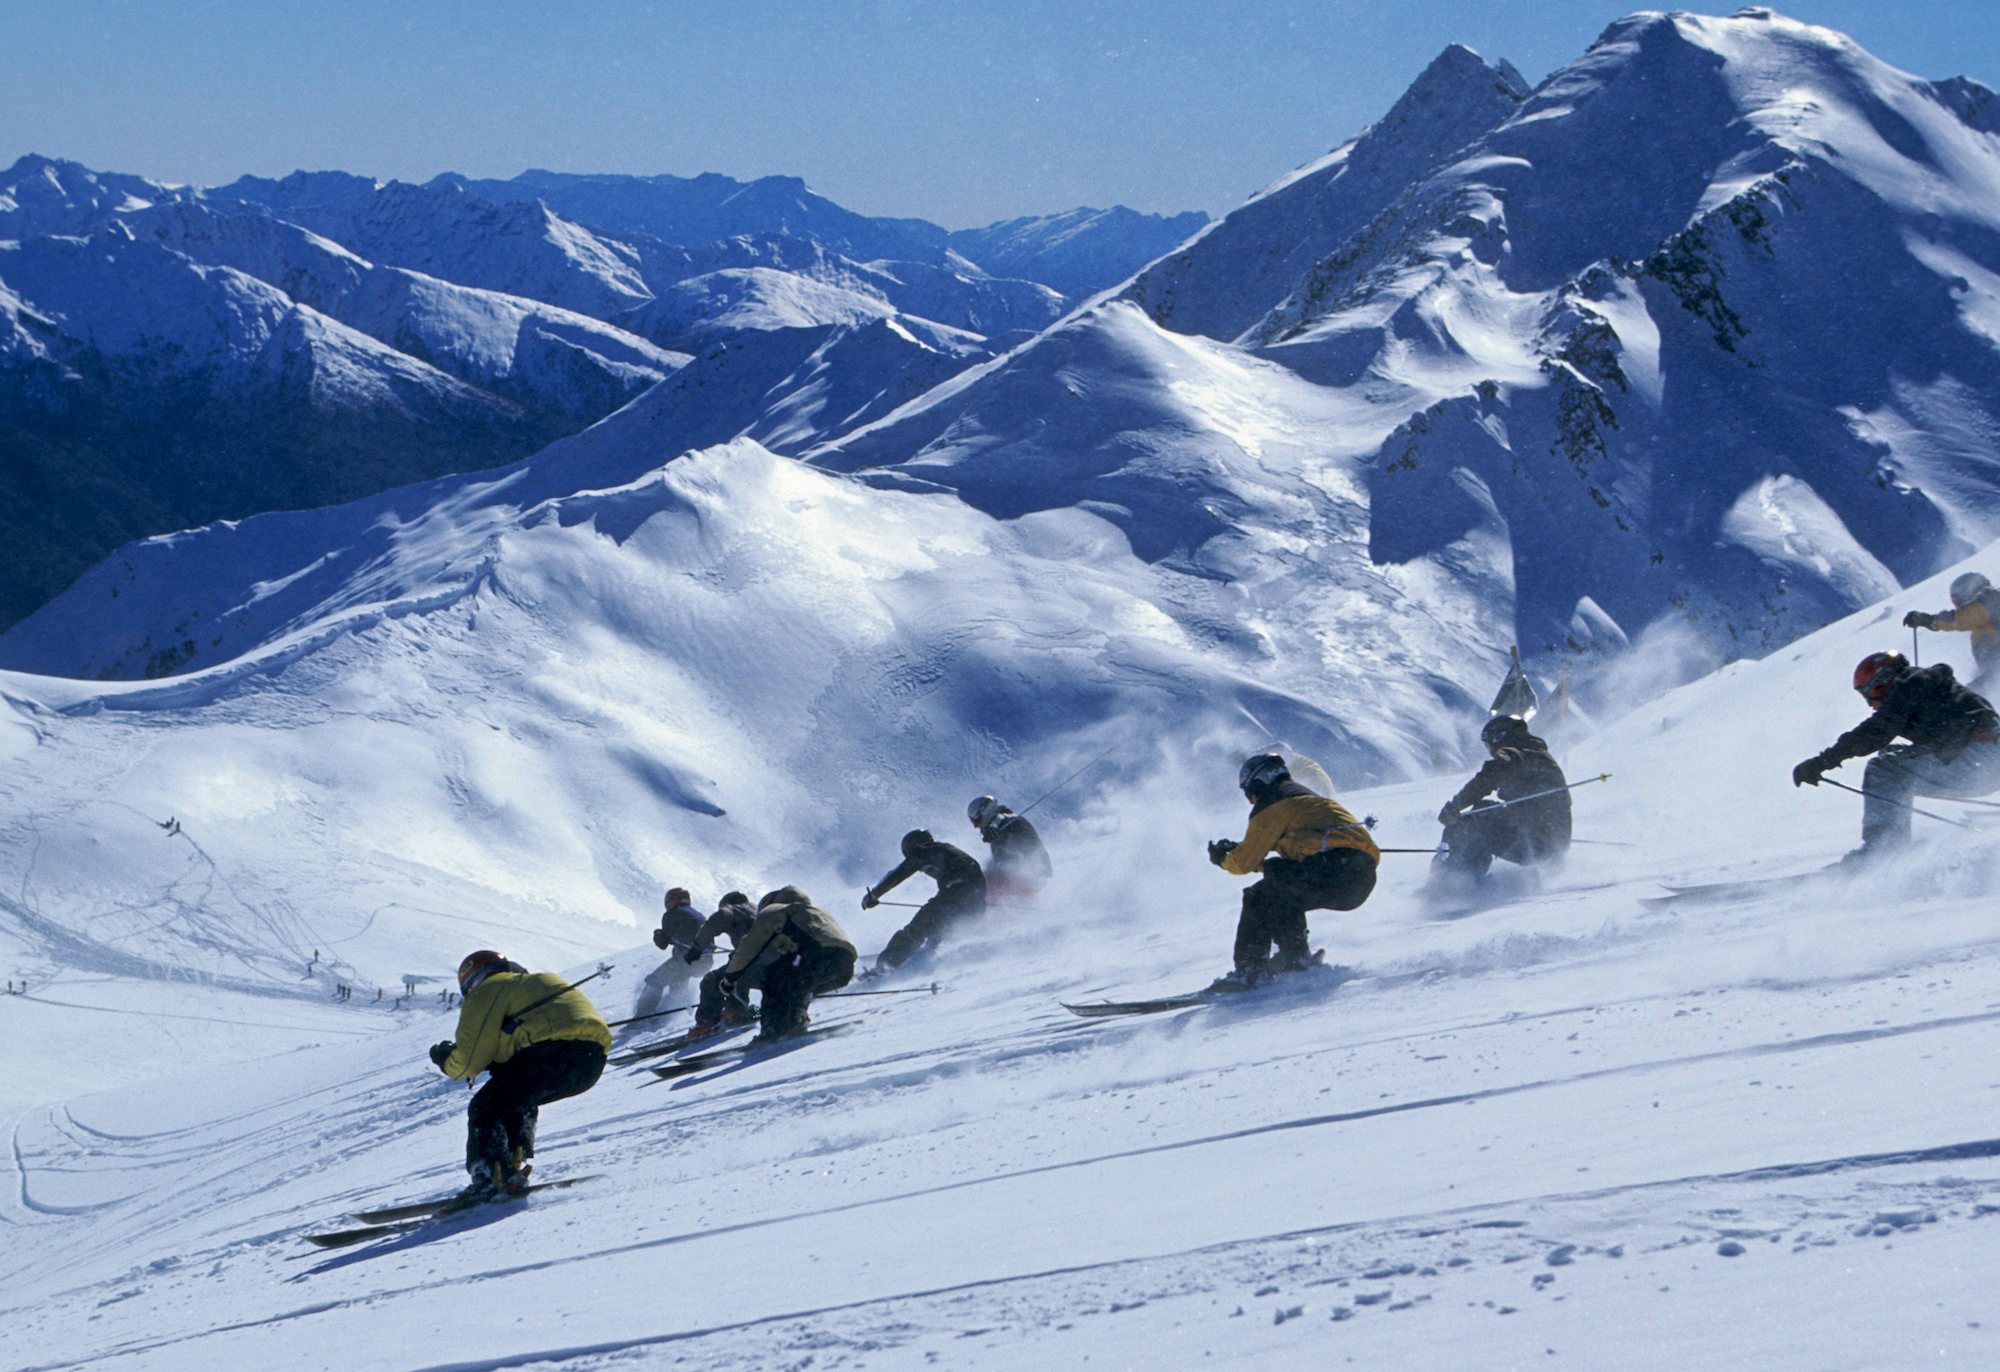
[872,839,985,901]
[1817,664,2000,767]
[1447,740,1571,850]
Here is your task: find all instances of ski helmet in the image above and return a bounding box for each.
[1237,753,1289,796]
[665,887,692,909]
[457,949,506,995]
[720,890,749,907]
[967,795,1004,827]
[1852,651,1909,706]
[1950,572,1991,607]
[1480,715,1528,749]
[900,828,935,858]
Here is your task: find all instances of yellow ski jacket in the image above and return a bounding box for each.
[1221,786,1380,876]
[439,970,611,1080]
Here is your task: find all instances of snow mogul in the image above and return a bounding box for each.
[692,886,857,1044]
[430,950,611,1200]
[862,828,987,970]
[1432,715,1573,880]
[966,795,1053,902]
[1904,572,2000,687]
[1206,753,1379,990]
[631,887,712,1023]
[1792,651,2000,861]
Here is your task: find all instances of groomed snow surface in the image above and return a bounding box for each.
[3,555,1998,1371]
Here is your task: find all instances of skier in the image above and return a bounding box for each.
[1792,651,2000,861]
[862,828,986,970]
[1433,715,1573,880]
[967,795,1053,902]
[680,891,763,1041]
[1207,753,1379,990]
[1904,572,2000,687]
[429,950,611,1200]
[631,887,712,1023]
[704,886,858,1043]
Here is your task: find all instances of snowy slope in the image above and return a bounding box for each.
[3,547,1998,1368]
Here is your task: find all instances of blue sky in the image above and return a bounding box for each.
[1,2,1992,228]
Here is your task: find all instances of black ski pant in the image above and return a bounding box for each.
[465,1039,605,1177]
[1233,848,1376,972]
[878,881,985,969]
[693,965,758,1026]
[759,942,857,1036]
[1859,741,2000,848]
[1439,803,1570,877]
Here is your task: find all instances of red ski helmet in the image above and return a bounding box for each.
[457,949,506,994]
[1852,651,1908,706]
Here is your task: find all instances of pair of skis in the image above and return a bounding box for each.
[1063,952,1335,1019]
[302,1172,603,1249]
[649,1020,852,1079]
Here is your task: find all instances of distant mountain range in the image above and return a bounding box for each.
[0,157,1205,630]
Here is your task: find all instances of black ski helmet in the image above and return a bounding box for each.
[967,795,1004,828]
[1237,753,1289,796]
[900,828,935,858]
[1480,715,1528,749]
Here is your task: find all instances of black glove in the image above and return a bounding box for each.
[429,1040,455,1069]
[861,889,880,910]
[682,942,706,964]
[652,928,671,950]
[716,972,739,998]
[1437,802,1462,826]
[1207,838,1237,867]
[1792,756,1826,788]
[1903,610,1935,629]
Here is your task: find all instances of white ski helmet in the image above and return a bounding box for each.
[1950,571,1991,607]
[967,795,1004,827]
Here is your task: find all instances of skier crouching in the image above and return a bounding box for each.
[1207,753,1379,990]
[705,887,858,1044]
[631,886,711,1023]
[1433,715,1572,881]
[430,950,611,1200]
[680,891,763,1042]
[863,829,986,970]
[967,795,1054,903]
[1792,651,2000,862]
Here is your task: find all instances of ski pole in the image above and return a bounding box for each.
[868,899,925,909]
[501,968,607,1035]
[822,983,940,999]
[605,999,698,1030]
[1017,744,1118,818]
[1912,624,1922,667]
[1819,777,1971,828]
[1467,773,1611,813]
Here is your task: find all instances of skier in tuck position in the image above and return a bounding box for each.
[430,950,611,1200]
[966,795,1053,903]
[702,886,858,1044]
[1904,572,2000,688]
[631,887,712,1023]
[862,828,987,971]
[680,891,765,1042]
[1792,651,2000,862]
[1432,715,1572,882]
[1207,753,1379,991]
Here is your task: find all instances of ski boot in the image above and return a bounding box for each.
[1205,965,1265,994]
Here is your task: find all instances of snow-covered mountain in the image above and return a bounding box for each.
[0,154,1189,633]
[951,204,1215,302]
[820,10,2000,675]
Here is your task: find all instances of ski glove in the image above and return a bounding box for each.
[716,972,739,998]
[1903,610,1937,629]
[652,928,672,950]
[682,942,706,964]
[1437,802,1462,826]
[861,890,881,910]
[1791,756,1827,788]
[1207,838,1237,867]
[429,1040,455,1069]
